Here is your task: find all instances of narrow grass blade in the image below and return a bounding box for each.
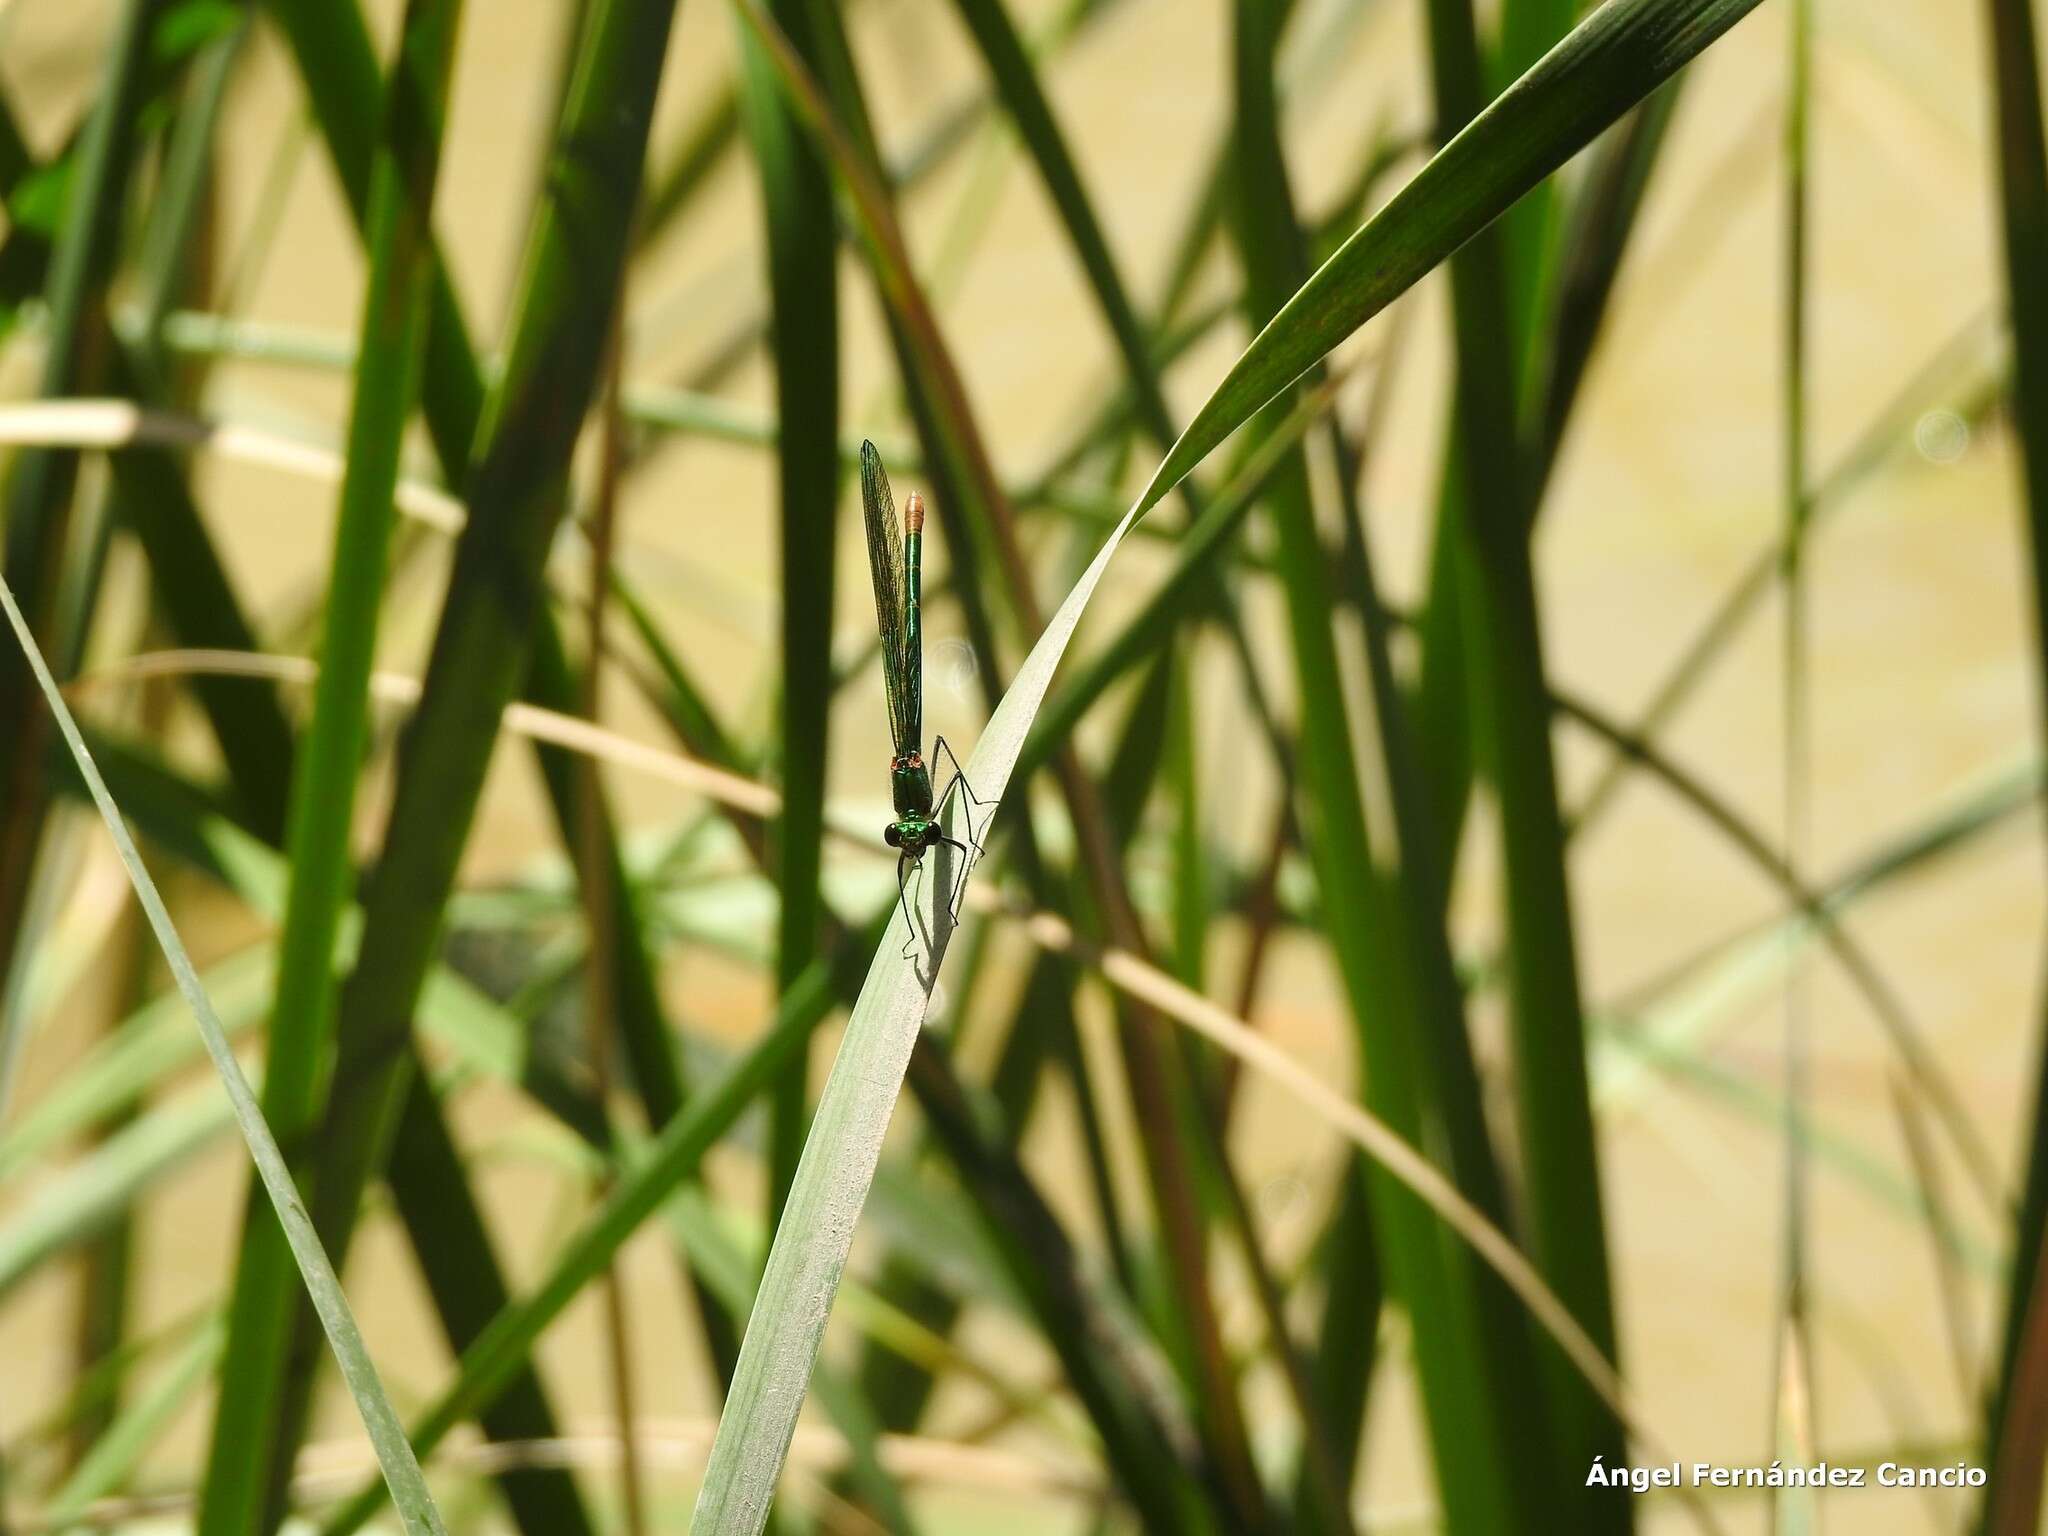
[1139,0,1767,512]
[0,576,448,1536]
[37,1316,226,1531]
[1770,11,1820,1526]
[199,4,468,1530]
[1979,0,2048,1521]
[313,946,859,1536]
[1421,0,1625,1509]
[735,0,842,1218]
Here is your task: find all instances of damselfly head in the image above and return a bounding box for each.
[903,491,925,535]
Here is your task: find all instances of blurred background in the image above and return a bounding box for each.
[0,0,2035,1532]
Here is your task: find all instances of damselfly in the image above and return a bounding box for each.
[860,441,983,944]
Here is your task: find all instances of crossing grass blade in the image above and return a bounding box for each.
[1139,0,1767,511]
[237,0,683,1517]
[0,572,450,1536]
[268,0,753,1418]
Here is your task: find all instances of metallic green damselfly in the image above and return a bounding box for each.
[860,441,983,942]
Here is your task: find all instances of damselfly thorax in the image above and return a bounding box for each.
[890,750,934,818]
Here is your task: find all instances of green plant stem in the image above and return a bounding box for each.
[736,0,841,1226]
[193,5,477,1534]
[1421,0,1625,1514]
[1980,0,2048,1525]
[1231,3,1543,1530]
[244,0,680,1518]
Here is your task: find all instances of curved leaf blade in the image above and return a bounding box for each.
[1140,0,1765,513]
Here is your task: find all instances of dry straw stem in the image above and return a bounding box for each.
[0,400,467,531]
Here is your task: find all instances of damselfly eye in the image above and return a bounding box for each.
[883,824,902,848]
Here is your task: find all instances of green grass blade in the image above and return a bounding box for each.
[952,0,1173,448]
[0,576,448,1536]
[248,0,680,1509]
[37,1316,226,1531]
[1419,0,1624,1512]
[1231,3,1550,1527]
[1493,0,1571,406]
[1771,9,1819,1525]
[1138,0,1767,514]
[197,4,467,1530]
[313,945,858,1536]
[1979,0,2048,1524]
[736,0,842,1219]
